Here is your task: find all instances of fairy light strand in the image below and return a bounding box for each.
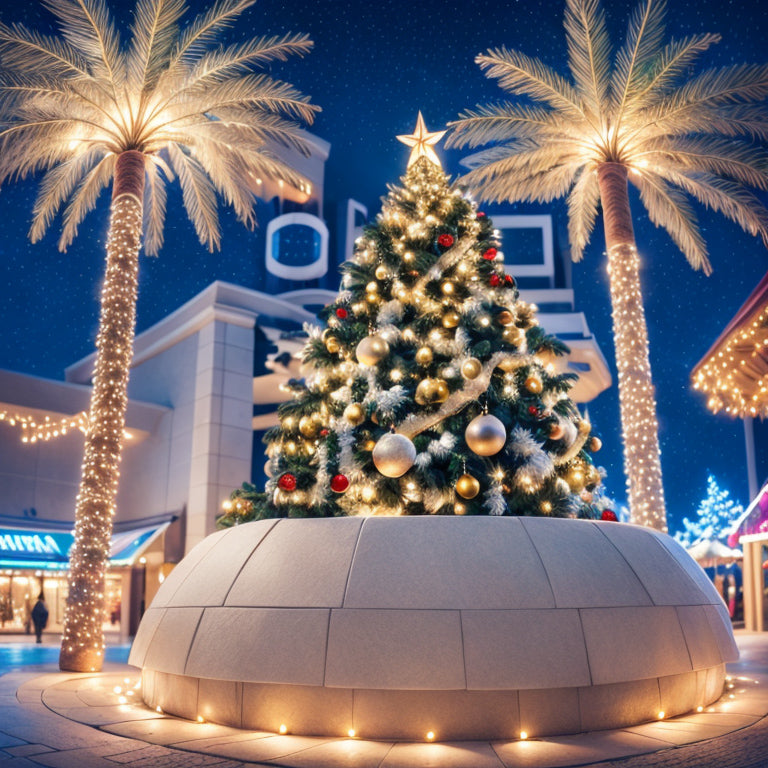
[693,305,768,418]
[59,193,142,672]
[607,243,667,532]
[0,410,88,442]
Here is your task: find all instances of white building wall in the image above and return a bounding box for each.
[187,314,255,551]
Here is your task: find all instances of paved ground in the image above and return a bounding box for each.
[0,631,767,768]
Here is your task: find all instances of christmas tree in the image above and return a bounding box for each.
[674,474,744,548]
[219,114,604,525]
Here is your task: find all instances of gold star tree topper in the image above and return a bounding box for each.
[397,112,446,168]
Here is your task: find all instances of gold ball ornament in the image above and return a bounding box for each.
[325,335,341,354]
[434,379,449,403]
[496,310,514,326]
[415,346,434,366]
[465,414,507,456]
[299,415,318,438]
[456,473,480,499]
[415,378,437,405]
[589,436,602,452]
[442,310,461,329]
[344,403,365,426]
[461,358,482,380]
[356,334,390,366]
[372,432,416,478]
[503,326,526,346]
[525,375,543,394]
[366,281,378,294]
[375,264,389,280]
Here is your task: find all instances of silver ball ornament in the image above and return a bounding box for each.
[356,334,390,366]
[372,432,416,478]
[465,414,507,456]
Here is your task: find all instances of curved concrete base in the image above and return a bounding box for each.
[140,665,727,740]
[130,517,738,739]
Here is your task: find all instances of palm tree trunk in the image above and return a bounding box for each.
[597,162,667,532]
[59,150,145,672]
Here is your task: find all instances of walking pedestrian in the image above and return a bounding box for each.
[31,594,48,644]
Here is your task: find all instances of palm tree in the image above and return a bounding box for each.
[0,0,318,672]
[447,0,768,532]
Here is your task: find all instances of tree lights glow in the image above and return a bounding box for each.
[0,0,317,671]
[448,0,768,530]
[60,190,143,672]
[220,120,603,525]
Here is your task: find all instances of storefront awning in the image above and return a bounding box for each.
[0,515,175,571]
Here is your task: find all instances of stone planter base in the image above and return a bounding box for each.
[129,516,737,740]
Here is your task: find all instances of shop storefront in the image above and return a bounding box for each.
[0,514,179,641]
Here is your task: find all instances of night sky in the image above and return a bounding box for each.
[1,0,768,532]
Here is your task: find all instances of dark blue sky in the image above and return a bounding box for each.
[1,0,767,531]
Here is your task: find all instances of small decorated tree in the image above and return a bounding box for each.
[219,115,605,524]
[674,474,744,548]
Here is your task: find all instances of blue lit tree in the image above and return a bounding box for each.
[674,475,744,548]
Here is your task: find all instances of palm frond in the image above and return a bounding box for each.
[461,142,583,203]
[627,33,720,110]
[564,0,611,115]
[632,169,710,273]
[42,0,123,85]
[0,21,89,79]
[188,73,317,123]
[658,167,768,249]
[143,155,168,255]
[446,103,569,149]
[29,146,102,242]
[645,63,768,131]
[127,0,186,93]
[0,119,77,182]
[646,136,768,191]
[200,105,315,156]
[187,33,314,87]
[192,144,255,229]
[167,141,220,250]
[612,0,666,114]
[58,153,116,250]
[693,104,768,142]
[476,47,584,118]
[566,168,600,260]
[172,0,255,64]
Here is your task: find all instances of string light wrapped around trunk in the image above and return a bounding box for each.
[599,163,667,532]
[59,152,145,673]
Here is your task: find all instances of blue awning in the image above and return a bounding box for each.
[0,517,173,571]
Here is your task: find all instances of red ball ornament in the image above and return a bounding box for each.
[330,474,350,493]
[320,428,329,437]
[335,307,348,319]
[528,405,541,418]
[477,212,486,218]
[601,509,618,522]
[278,473,297,491]
[489,274,501,287]
[505,274,515,287]
[437,233,455,248]
[482,247,498,260]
